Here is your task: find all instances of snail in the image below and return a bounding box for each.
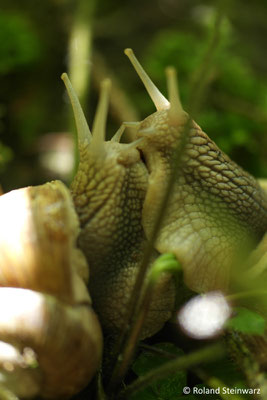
[0,181,103,398]
[0,66,176,399]
[0,48,266,399]
[124,48,267,294]
[61,74,176,339]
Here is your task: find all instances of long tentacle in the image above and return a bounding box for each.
[124,48,170,111]
[61,73,92,146]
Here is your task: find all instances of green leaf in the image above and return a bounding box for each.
[202,357,244,386]
[226,307,266,335]
[130,343,186,399]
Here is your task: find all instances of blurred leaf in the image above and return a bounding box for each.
[0,141,13,171]
[203,358,245,386]
[130,343,186,399]
[143,17,267,177]
[226,307,266,335]
[0,12,42,74]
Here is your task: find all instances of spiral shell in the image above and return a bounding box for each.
[0,180,103,398]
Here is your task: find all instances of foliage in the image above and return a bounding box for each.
[226,307,266,335]
[130,343,186,400]
[0,141,13,172]
[0,12,41,74]
[141,15,267,176]
[128,342,251,400]
[0,1,266,188]
[0,1,266,400]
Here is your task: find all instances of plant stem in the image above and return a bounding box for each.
[195,368,244,400]
[109,255,181,390]
[117,343,225,399]
[227,290,267,302]
[92,52,140,141]
[107,91,192,396]
[67,0,96,176]
[108,5,226,394]
[68,0,95,106]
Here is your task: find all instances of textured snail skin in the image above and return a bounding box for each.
[137,111,267,292]
[73,143,173,338]
[62,75,175,338]
[124,49,267,293]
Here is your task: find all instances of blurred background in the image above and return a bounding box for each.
[0,0,266,192]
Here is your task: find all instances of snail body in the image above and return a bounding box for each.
[0,49,267,399]
[125,49,267,293]
[62,74,175,339]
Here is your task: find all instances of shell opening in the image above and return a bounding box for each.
[61,73,91,146]
[166,66,184,125]
[124,48,170,111]
[91,79,111,156]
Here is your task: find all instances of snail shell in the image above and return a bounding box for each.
[0,180,103,398]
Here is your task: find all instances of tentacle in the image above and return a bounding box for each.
[111,125,125,143]
[121,137,144,150]
[123,121,142,129]
[61,73,91,146]
[166,67,184,125]
[138,126,155,135]
[124,48,170,111]
[91,79,111,156]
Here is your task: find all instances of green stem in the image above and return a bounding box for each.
[187,3,225,114]
[92,52,140,141]
[110,255,181,390]
[67,0,96,177]
[96,372,107,400]
[108,6,226,394]
[195,368,244,400]
[68,0,95,106]
[107,115,191,392]
[117,343,225,399]
[227,290,267,302]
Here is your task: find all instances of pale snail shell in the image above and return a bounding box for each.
[0,180,103,399]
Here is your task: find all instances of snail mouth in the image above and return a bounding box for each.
[137,146,153,176]
[138,147,146,166]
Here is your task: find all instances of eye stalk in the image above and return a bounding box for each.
[91,79,111,156]
[61,73,91,147]
[165,66,184,125]
[124,48,170,111]
[124,48,185,128]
